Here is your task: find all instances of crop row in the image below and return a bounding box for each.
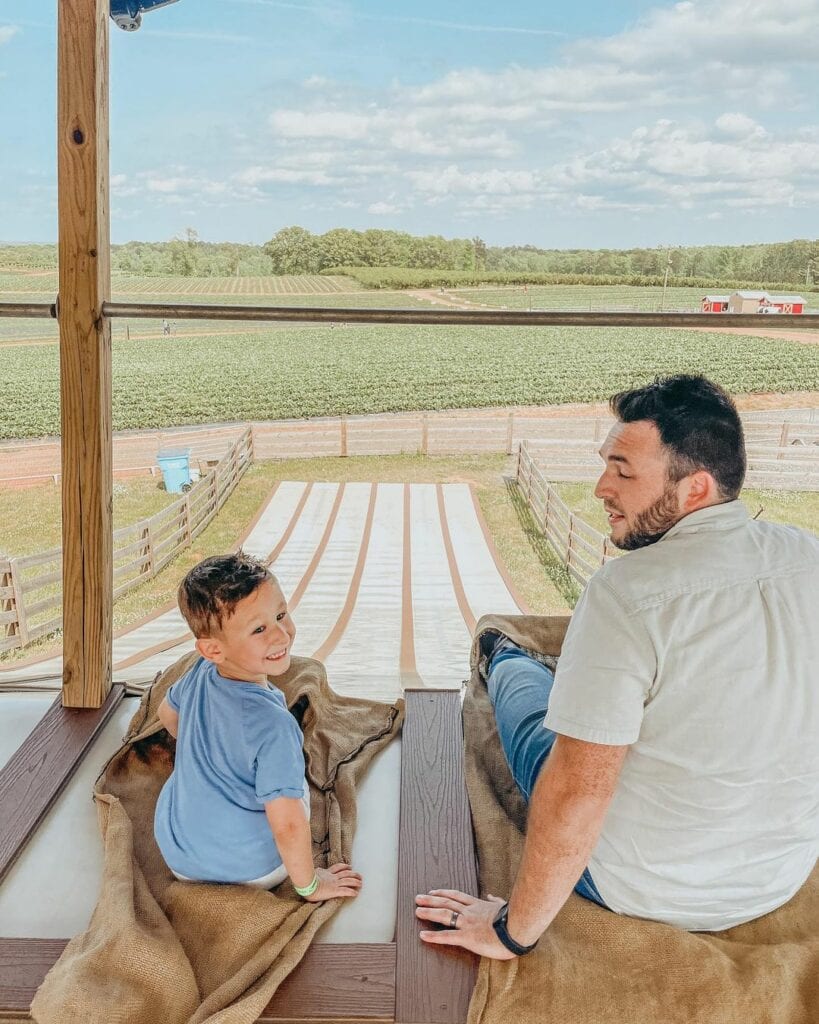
[1,325,817,440]
[0,273,361,296]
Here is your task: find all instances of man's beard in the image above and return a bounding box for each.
[611,482,682,551]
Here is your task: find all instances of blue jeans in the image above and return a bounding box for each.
[487,642,608,909]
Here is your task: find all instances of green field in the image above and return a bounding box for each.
[0,272,365,295]
[1,323,818,439]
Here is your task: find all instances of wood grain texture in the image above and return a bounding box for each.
[261,944,396,1020]
[396,690,478,1024]
[0,686,123,884]
[57,0,113,708]
[0,940,394,1021]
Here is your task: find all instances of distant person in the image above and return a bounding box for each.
[154,552,362,900]
[416,374,819,959]
[162,319,170,336]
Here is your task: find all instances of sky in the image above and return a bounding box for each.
[1,0,818,250]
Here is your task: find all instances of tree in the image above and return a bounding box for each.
[263,226,320,275]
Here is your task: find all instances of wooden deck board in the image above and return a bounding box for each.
[395,690,478,1024]
[0,685,124,884]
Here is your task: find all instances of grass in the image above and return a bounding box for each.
[0,477,180,556]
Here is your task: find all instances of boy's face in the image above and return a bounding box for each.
[196,579,296,684]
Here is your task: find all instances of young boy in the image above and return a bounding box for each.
[154,552,361,901]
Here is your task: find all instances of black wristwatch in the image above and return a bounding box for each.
[492,901,538,956]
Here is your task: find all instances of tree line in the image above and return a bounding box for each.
[2,230,817,286]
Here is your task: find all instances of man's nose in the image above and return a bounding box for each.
[594,471,610,500]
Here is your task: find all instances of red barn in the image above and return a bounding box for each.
[702,295,729,313]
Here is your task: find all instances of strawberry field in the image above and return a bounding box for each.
[1,324,817,439]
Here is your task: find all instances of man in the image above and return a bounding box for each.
[416,374,819,959]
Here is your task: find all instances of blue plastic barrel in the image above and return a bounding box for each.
[157,448,192,493]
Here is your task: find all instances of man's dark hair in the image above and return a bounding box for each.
[178,551,275,638]
[609,375,746,499]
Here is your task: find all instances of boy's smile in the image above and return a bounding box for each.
[196,578,296,684]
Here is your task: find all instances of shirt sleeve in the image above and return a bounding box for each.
[247,702,307,803]
[544,572,656,745]
[165,671,189,711]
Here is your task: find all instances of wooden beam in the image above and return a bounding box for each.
[395,690,478,1024]
[0,940,395,1021]
[0,686,124,884]
[57,0,113,708]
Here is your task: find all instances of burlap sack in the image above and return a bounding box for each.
[465,614,818,1024]
[31,653,403,1024]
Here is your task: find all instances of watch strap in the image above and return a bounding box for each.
[492,901,538,956]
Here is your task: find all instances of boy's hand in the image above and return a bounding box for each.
[305,863,362,902]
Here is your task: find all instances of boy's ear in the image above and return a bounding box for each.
[196,636,223,663]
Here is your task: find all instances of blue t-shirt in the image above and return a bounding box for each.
[154,657,307,883]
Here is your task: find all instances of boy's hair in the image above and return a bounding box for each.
[178,552,275,638]
[609,374,746,500]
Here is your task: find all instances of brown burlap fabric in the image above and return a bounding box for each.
[465,614,818,1024]
[31,653,403,1024]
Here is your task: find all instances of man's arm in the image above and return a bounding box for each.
[415,734,627,958]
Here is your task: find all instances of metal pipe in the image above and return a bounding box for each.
[0,302,57,319]
[102,301,819,330]
[1,298,817,329]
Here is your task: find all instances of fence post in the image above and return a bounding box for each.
[421,413,429,456]
[144,523,155,578]
[506,411,515,455]
[566,512,574,567]
[8,558,29,647]
[340,415,348,457]
[184,493,192,545]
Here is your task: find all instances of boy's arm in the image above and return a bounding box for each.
[264,798,315,889]
[157,696,179,738]
[265,797,362,901]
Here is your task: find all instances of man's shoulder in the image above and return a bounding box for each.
[593,515,819,609]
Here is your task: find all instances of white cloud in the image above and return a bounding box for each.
[270,110,371,140]
[0,26,19,45]
[368,201,401,215]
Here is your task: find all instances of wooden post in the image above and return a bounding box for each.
[505,410,514,454]
[339,415,348,457]
[8,560,29,648]
[57,0,112,708]
[421,413,429,456]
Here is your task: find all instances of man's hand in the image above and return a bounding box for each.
[415,889,518,960]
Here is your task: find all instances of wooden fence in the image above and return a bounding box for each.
[0,428,252,653]
[2,410,818,486]
[516,441,617,589]
[519,435,819,491]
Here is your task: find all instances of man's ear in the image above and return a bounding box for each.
[196,636,223,664]
[680,470,719,512]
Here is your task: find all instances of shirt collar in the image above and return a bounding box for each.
[660,500,749,542]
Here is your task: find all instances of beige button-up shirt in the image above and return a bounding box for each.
[546,500,819,930]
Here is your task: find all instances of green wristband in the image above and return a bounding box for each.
[294,874,319,898]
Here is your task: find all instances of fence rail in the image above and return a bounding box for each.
[516,441,617,589]
[0,428,252,654]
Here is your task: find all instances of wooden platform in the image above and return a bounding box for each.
[0,690,477,1023]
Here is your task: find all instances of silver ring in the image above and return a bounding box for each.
[449,910,460,929]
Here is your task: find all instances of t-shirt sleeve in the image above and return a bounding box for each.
[247,704,307,803]
[544,573,656,745]
[165,669,192,712]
